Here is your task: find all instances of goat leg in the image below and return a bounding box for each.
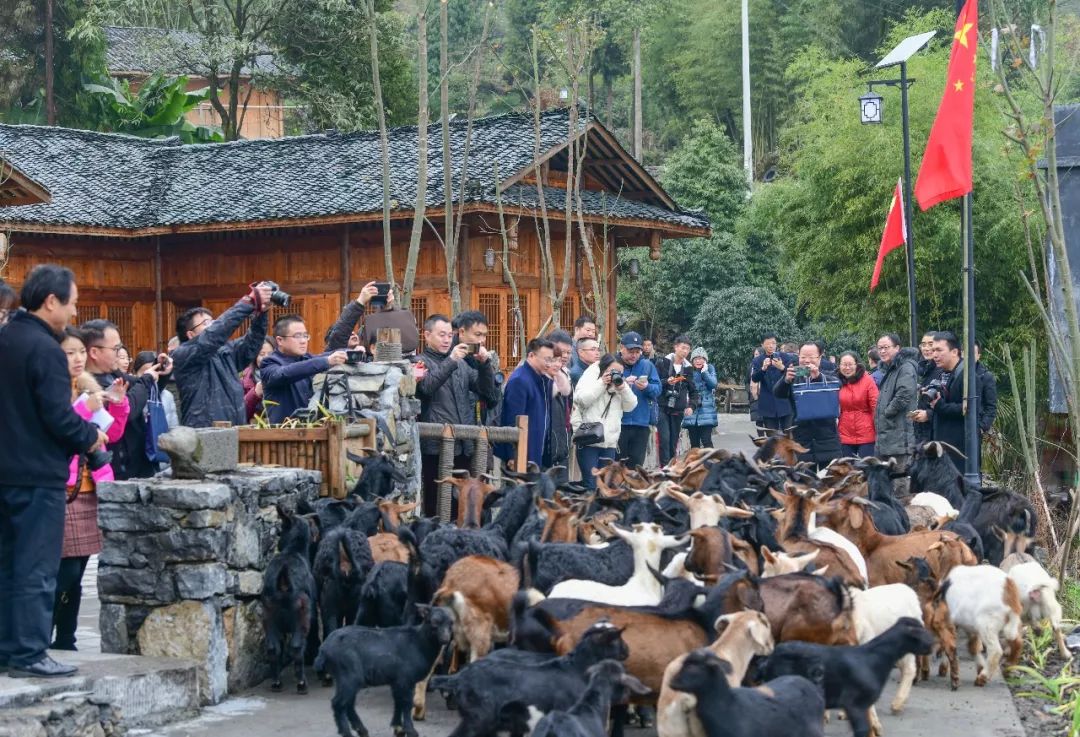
[1056,627,1071,659]
[844,706,874,737]
[331,688,366,737]
[412,649,444,721]
[392,683,420,737]
[869,705,884,736]
[917,654,929,682]
[891,654,916,714]
[267,633,284,692]
[291,630,308,695]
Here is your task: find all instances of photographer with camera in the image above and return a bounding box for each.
[751,333,796,434]
[773,340,842,468]
[172,281,277,427]
[261,315,349,424]
[654,335,700,465]
[919,331,975,471]
[616,332,661,467]
[572,353,637,489]
[82,319,169,480]
[912,331,942,445]
[0,265,108,678]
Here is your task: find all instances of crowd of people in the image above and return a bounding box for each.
[0,262,999,682]
[745,330,998,474]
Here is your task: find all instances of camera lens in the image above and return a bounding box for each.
[86,448,113,472]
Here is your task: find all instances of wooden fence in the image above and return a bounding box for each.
[236,419,376,497]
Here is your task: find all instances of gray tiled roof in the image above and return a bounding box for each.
[0,108,710,232]
[104,26,279,77]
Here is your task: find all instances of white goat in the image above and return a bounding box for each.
[665,488,753,529]
[1000,556,1069,657]
[656,611,775,737]
[850,583,923,719]
[909,492,958,518]
[944,564,1024,686]
[761,548,828,577]
[548,523,686,605]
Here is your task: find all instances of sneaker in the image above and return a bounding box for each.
[8,655,78,679]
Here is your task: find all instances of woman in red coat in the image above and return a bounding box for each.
[837,351,879,457]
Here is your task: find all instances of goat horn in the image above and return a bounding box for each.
[935,441,967,460]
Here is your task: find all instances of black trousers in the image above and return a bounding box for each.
[618,426,651,468]
[52,556,90,650]
[0,486,65,668]
[758,414,793,434]
[687,426,715,448]
[657,413,684,466]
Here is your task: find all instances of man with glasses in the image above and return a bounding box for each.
[261,315,348,424]
[173,282,273,427]
[571,338,600,387]
[82,319,167,480]
[873,332,918,483]
[913,331,942,445]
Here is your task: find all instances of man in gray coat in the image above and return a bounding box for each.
[873,333,918,489]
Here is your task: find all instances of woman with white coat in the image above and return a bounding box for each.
[572,353,637,489]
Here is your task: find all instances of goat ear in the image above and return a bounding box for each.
[850,504,864,529]
[761,547,777,564]
[621,673,652,696]
[768,489,787,506]
[713,614,734,634]
[992,525,1008,542]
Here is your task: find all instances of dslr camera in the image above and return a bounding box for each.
[86,447,113,472]
[920,376,948,406]
[261,281,291,308]
[609,370,624,386]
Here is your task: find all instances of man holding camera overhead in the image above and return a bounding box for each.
[172,282,275,427]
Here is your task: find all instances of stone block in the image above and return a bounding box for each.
[347,375,385,393]
[97,503,175,533]
[231,570,264,596]
[398,373,417,397]
[136,600,227,705]
[354,362,390,376]
[95,480,140,504]
[180,509,227,528]
[226,518,262,569]
[134,528,226,563]
[97,567,174,604]
[223,600,269,692]
[98,603,129,654]
[148,481,231,510]
[193,427,239,473]
[173,563,228,599]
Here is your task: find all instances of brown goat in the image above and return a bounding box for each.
[436,474,501,529]
[685,527,759,581]
[433,556,525,664]
[819,497,977,586]
[368,532,411,564]
[377,499,418,531]
[537,497,580,543]
[752,434,809,465]
[770,488,867,588]
[757,573,858,645]
[898,558,960,689]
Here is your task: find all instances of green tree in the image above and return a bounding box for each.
[82,72,224,142]
[744,10,1039,349]
[692,286,798,381]
[661,118,748,232]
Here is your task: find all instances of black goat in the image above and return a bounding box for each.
[971,486,1036,565]
[671,649,825,737]
[909,442,967,508]
[756,617,934,737]
[313,527,374,636]
[514,659,650,737]
[508,590,560,653]
[261,505,318,694]
[315,604,454,737]
[525,537,634,594]
[354,561,409,628]
[432,622,630,737]
[861,458,910,534]
[347,451,407,501]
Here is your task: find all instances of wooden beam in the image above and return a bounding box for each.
[340,224,351,306]
[154,236,163,350]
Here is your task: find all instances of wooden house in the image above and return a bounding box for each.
[104,26,286,140]
[0,108,709,359]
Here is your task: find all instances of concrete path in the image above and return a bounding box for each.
[99,412,1024,737]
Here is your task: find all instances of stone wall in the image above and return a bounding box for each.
[95,467,320,705]
[315,360,422,499]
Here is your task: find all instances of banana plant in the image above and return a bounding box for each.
[83,73,224,143]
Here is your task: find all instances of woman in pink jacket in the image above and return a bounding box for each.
[55,327,130,650]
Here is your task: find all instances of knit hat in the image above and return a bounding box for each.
[691,347,708,361]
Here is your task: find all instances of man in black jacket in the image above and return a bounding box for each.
[974,341,999,435]
[654,335,700,466]
[913,331,942,446]
[172,283,273,427]
[0,265,107,678]
[416,314,500,517]
[773,340,842,469]
[924,331,979,472]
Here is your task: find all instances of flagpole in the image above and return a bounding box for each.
[963,191,980,484]
[900,61,919,345]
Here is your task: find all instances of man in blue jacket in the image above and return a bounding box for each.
[616,331,661,467]
[0,265,107,678]
[497,338,554,470]
[261,314,348,423]
[750,333,795,433]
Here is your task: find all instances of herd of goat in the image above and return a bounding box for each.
[258,436,1065,737]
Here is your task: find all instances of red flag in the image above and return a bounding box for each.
[914,0,978,210]
[871,179,907,292]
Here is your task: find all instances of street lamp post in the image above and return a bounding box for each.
[859,31,936,347]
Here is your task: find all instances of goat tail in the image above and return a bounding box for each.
[824,575,853,615]
[313,646,329,675]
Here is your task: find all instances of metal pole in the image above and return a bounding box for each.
[962,191,980,485]
[899,62,918,345]
[741,0,753,188]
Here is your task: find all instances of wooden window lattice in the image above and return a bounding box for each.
[410,297,428,332]
[478,292,502,360]
[106,305,134,351]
